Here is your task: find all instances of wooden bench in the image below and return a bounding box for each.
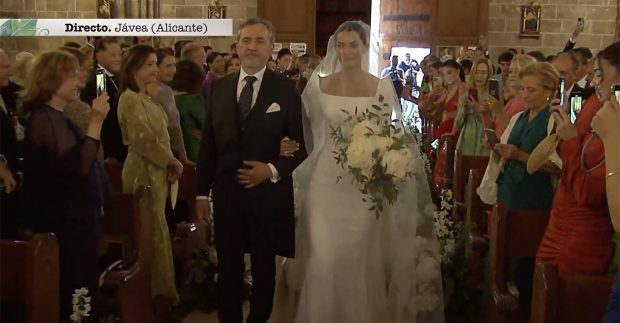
[100,186,156,323]
[452,151,489,221]
[0,233,59,323]
[465,169,492,292]
[433,133,456,192]
[531,263,614,323]
[487,204,550,323]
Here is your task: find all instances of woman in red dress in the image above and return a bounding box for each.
[432,59,468,190]
[536,59,613,275]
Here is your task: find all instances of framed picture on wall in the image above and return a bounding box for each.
[520,4,541,38]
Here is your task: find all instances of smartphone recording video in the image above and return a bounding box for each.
[558,78,566,107]
[569,91,583,124]
[96,68,106,97]
[484,128,499,148]
[613,84,620,104]
[488,79,500,100]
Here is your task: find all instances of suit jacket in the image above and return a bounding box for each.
[197,68,307,257]
[81,71,127,161]
[0,82,22,170]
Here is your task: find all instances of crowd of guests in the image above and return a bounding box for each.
[416,25,620,319]
[0,34,323,321]
[0,19,619,321]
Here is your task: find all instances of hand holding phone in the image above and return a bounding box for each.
[558,78,566,107]
[96,68,107,97]
[488,79,500,100]
[484,128,500,148]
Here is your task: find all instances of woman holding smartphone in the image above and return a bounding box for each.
[536,43,615,276]
[484,54,537,137]
[478,62,562,308]
[20,50,110,320]
[117,45,182,308]
[454,58,494,156]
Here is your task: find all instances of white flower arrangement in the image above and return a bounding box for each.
[70,288,91,323]
[413,236,442,314]
[330,95,419,218]
[433,188,457,264]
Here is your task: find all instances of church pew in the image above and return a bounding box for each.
[464,169,492,292]
[487,204,550,323]
[0,233,59,323]
[99,186,156,323]
[433,133,456,192]
[104,162,123,192]
[451,150,489,221]
[530,263,613,323]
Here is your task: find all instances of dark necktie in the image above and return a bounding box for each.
[239,75,257,123]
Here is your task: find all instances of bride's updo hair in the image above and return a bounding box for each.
[334,21,368,46]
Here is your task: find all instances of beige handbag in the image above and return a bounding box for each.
[526,133,560,174]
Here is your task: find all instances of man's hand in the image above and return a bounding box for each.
[0,161,16,194]
[194,199,211,224]
[236,161,273,189]
[572,21,584,40]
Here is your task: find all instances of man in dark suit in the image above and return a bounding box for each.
[81,37,126,162]
[553,52,588,110]
[195,17,307,323]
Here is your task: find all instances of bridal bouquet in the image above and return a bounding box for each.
[330,95,419,218]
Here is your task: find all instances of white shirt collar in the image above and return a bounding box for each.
[239,65,267,84]
[97,64,114,77]
[577,75,588,89]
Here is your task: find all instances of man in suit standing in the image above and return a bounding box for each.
[195,17,307,323]
[553,52,587,110]
[81,37,126,162]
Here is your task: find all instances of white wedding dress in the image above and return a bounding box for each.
[271,76,444,323]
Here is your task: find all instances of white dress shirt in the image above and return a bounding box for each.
[577,75,588,89]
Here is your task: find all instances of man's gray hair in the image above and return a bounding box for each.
[237,17,276,43]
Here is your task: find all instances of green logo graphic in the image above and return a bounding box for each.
[0,19,39,36]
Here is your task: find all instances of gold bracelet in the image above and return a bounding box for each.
[608,171,620,179]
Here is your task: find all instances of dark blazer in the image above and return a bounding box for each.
[197,68,307,257]
[0,82,21,169]
[81,71,127,161]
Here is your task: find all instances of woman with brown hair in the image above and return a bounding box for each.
[146,48,191,165]
[117,44,181,305]
[20,50,110,320]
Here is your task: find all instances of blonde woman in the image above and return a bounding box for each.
[454,58,494,156]
[10,51,33,86]
[485,54,537,137]
[20,50,110,320]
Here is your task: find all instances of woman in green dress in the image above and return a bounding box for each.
[170,60,206,163]
[454,58,494,156]
[117,45,183,306]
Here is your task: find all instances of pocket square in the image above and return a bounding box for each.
[266,103,281,113]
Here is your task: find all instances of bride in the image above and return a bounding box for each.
[272,21,443,323]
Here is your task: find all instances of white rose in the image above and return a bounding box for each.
[369,135,393,156]
[381,149,416,179]
[346,137,375,174]
[351,120,380,139]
